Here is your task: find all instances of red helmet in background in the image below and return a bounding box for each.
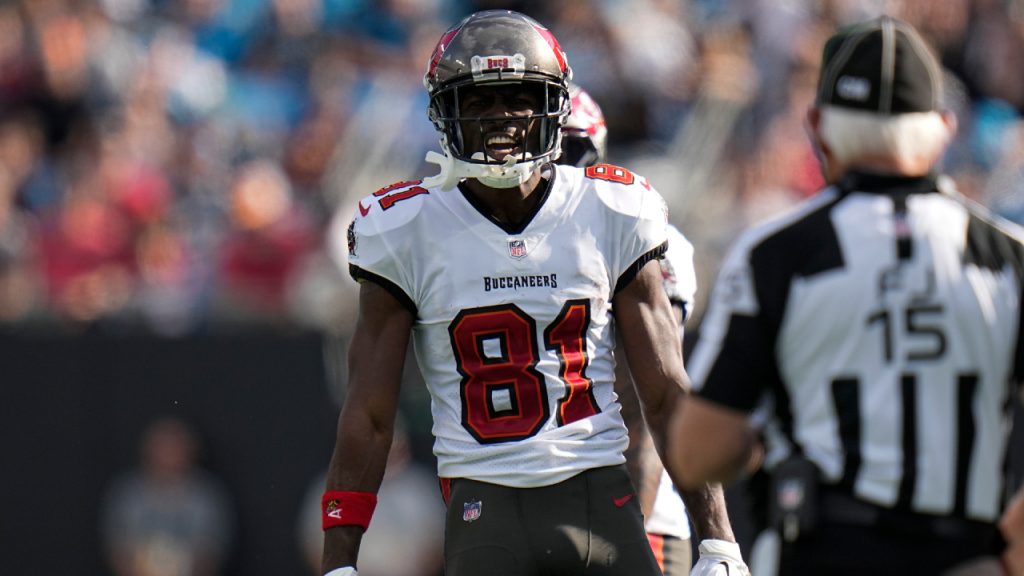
[558,83,608,168]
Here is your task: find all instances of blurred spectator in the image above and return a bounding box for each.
[959,0,1024,111]
[0,154,41,321]
[0,109,62,214]
[100,416,235,576]
[297,417,444,576]
[604,0,701,143]
[215,158,318,322]
[544,0,649,144]
[735,60,824,228]
[37,173,136,323]
[984,118,1024,224]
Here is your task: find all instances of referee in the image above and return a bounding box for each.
[667,16,1024,575]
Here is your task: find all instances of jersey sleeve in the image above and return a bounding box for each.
[343,185,425,315]
[662,224,697,322]
[1010,222,1024,388]
[590,167,669,294]
[1012,223,1024,387]
[686,233,779,412]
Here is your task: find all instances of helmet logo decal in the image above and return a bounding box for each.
[471,53,526,81]
[427,25,464,82]
[530,23,568,73]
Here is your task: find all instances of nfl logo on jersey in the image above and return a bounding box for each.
[463,500,482,522]
[508,239,528,259]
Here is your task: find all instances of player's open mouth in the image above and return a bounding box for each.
[485,134,521,160]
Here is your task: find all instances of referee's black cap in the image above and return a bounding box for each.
[816,16,942,114]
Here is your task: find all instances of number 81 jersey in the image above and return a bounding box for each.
[345,164,669,487]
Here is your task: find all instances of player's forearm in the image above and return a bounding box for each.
[671,440,750,490]
[678,482,736,542]
[614,345,663,516]
[637,448,663,519]
[321,403,396,570]
[668,395,756,489]
[326,399,396,490]
[622,423,662,516]
[639,377,686,464]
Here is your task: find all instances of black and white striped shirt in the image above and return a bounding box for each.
[690,171,1024,523]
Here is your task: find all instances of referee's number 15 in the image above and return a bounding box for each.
[866,304,946,363]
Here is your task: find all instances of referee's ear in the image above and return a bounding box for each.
[805,107,825,152]
[806,107,834,182]
[940,108,958,139]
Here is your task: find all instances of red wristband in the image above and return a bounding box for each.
[322,490,378,531]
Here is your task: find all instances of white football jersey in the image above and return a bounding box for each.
[345,164,669,488]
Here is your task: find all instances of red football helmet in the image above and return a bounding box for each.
[559,83,608,168]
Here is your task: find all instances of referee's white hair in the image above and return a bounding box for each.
[817,105,953,170]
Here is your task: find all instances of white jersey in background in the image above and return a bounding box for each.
[644,224,696,540]
[344,163,669,488]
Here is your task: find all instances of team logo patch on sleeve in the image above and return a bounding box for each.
[347,221,358,257]
[508,239,528,259]
[463,500,482,522]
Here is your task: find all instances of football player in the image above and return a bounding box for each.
[322,10,740,576]
[559,83,748,576]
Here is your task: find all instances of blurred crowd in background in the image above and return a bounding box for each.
[0,0,1023,335]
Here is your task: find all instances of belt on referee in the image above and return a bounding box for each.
[819,488,1002,545]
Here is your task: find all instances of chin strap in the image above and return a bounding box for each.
[421,150,461,191]
[422,146,538,191]
[476,153,533,188]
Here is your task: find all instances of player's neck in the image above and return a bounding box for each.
[462,168,548,228]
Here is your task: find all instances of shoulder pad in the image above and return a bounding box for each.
[353,180,431,235]
[584,163,665,220]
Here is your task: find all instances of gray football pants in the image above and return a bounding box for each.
[443,465,662,576]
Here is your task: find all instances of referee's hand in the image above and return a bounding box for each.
[1001,487,1024,575]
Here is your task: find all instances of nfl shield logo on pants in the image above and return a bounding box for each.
[463,500,482,522]
[508,239,528,259]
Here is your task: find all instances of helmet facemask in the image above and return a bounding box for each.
[427,76,569,188]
